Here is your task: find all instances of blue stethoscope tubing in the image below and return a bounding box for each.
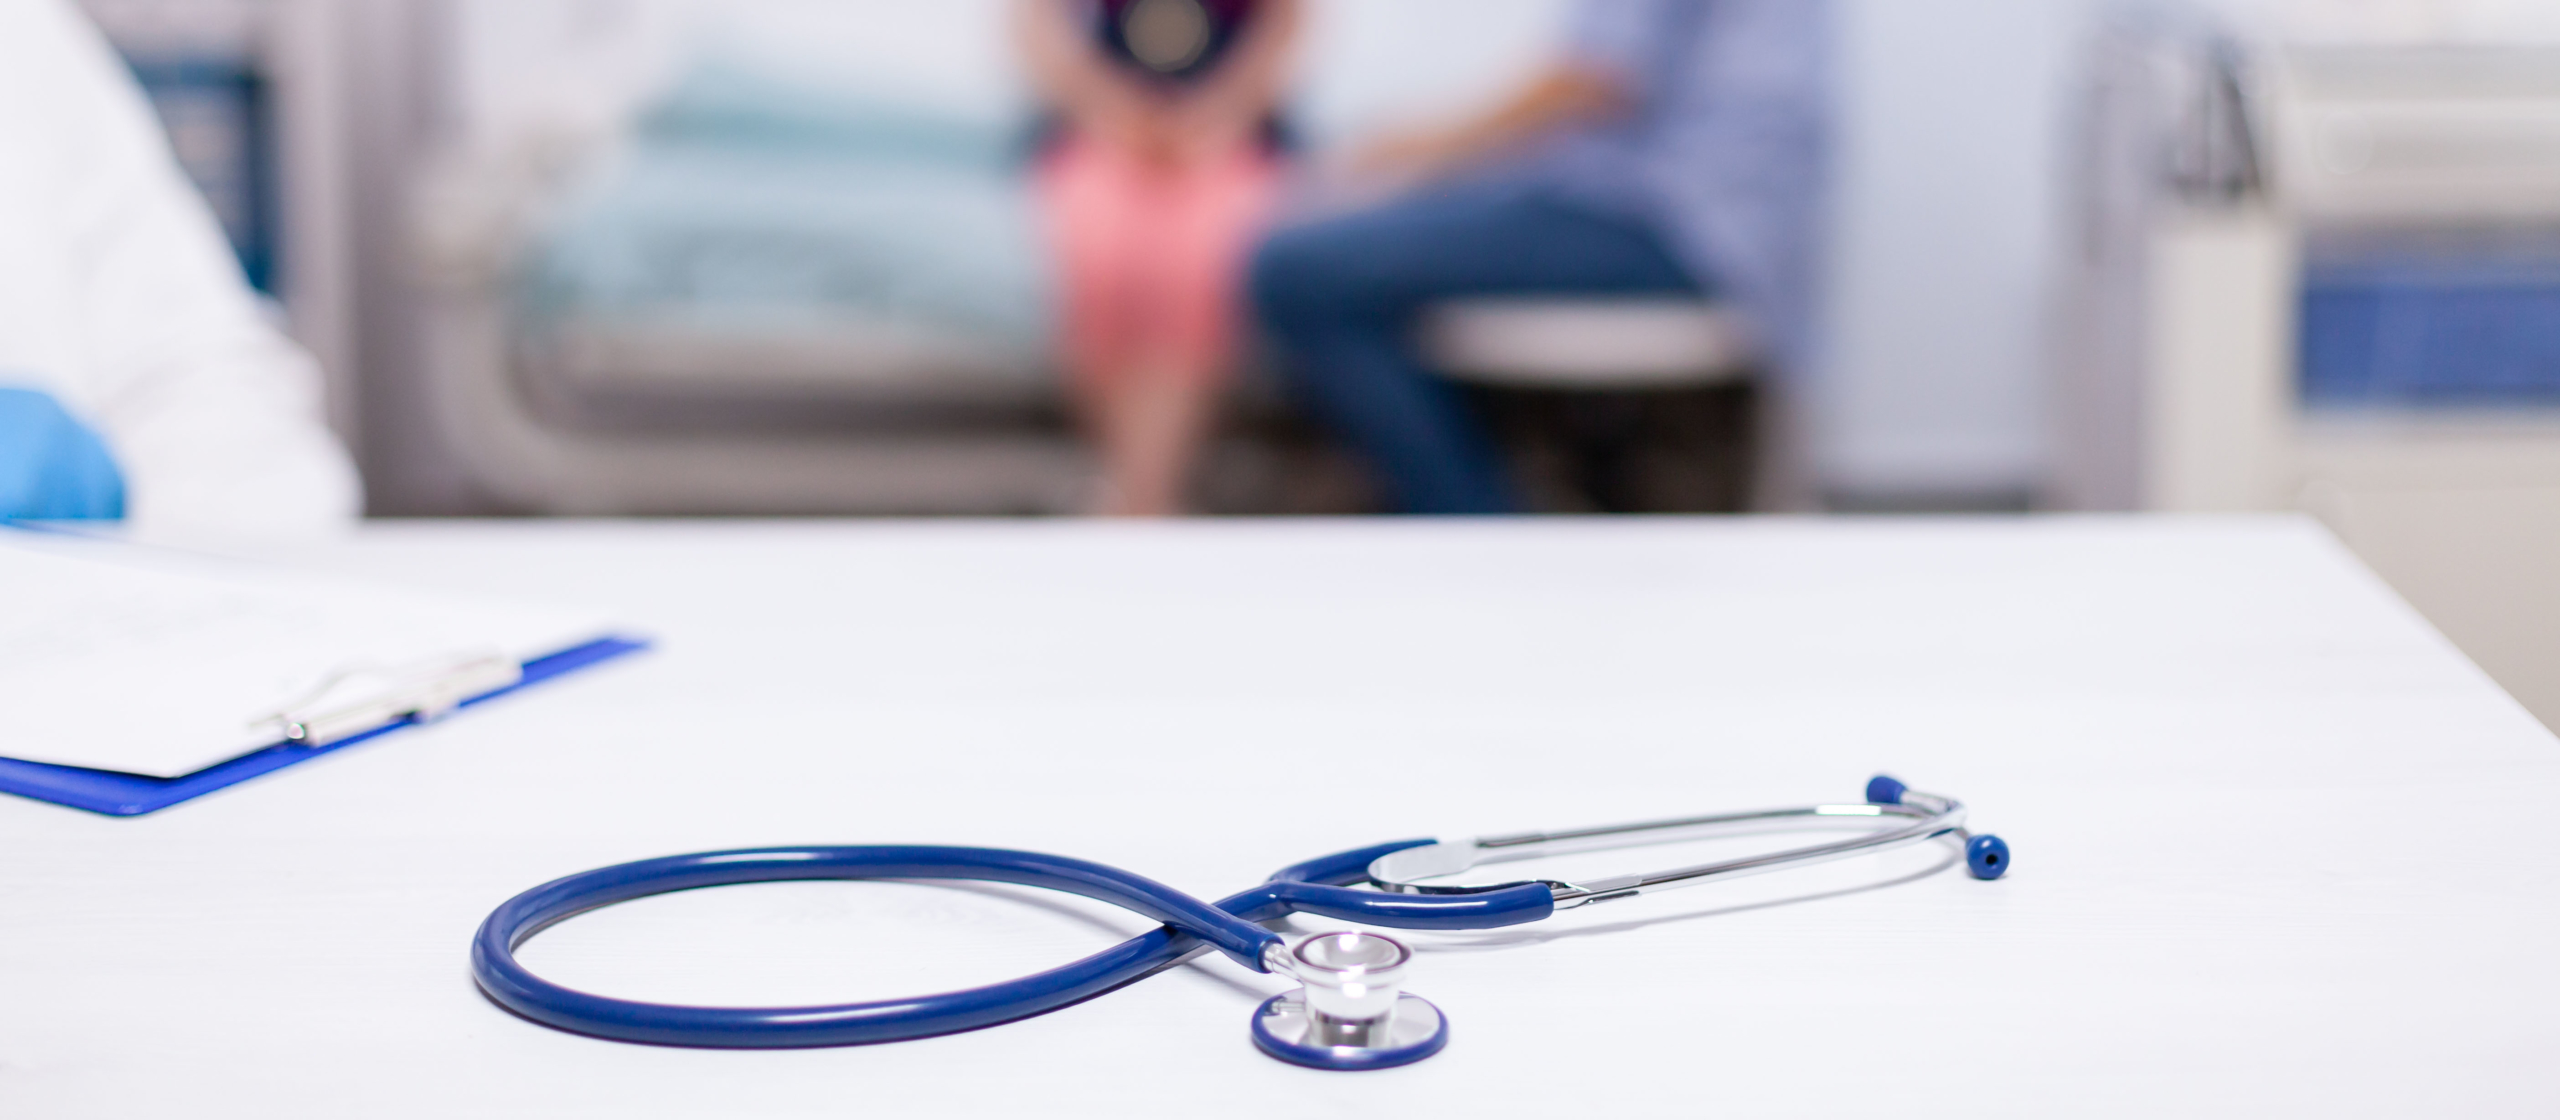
[470,839,1549,1048]
[472,776,2006,1052]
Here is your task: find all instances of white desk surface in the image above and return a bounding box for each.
[5,517,2555,1117]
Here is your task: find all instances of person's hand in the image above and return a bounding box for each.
[1166,96,1261,165]
[1080,96,1186,167]
[1340,126,1479,191]
[1127,109,1190,167]
[1333,67,1625,191]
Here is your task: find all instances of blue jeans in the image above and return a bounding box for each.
[1249,183,1702,513]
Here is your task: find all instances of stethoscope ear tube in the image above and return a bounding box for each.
[1226,838,1557,929]
[469,842,1562,1049]
[471,846,1282,1047]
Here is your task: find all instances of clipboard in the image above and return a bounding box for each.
[0,635,648,817]
[0,525,650,816]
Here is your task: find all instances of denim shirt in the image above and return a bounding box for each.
[1518,0,1832,376]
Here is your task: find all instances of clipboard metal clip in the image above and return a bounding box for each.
[257,651,524,748]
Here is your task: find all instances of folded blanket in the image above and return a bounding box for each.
[516,61,1052,364]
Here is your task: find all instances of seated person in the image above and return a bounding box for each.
[1250,0,1828,514]
[1016,0,1303,517]
[0,0,358,534]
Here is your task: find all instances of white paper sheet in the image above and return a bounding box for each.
[0,531,618,777]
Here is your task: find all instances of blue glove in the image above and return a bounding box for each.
[0,387,126,520]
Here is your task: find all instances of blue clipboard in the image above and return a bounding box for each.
[0,636,648,817]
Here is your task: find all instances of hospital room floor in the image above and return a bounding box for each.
[1198,383,1760,517]
[2316,484,2560,733]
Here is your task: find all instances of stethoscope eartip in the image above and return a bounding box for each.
[1966,834,2011,880]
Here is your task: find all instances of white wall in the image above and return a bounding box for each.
[2204,0,2560,42]
[1289,0,1568,149]
[441,0,1568,155]
[1817,0,2092,503]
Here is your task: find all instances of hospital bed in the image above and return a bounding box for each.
[2055,10,2560,722]
[407,0,1763,515]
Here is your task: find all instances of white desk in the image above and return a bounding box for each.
[5,518,2555,1117]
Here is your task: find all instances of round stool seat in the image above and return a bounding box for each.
[1419,298,1756,389]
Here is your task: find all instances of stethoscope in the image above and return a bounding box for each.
[473,775,2009,1070]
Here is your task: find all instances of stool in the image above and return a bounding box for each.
[1418,298,1760,512]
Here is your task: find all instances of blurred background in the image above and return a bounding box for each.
[77,0,2560,726]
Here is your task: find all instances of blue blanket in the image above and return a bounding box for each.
[518,63,1052,352]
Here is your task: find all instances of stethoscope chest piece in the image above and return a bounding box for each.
[1250,932,1449,1071]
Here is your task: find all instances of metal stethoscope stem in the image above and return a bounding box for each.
[1372,775,2008,908]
